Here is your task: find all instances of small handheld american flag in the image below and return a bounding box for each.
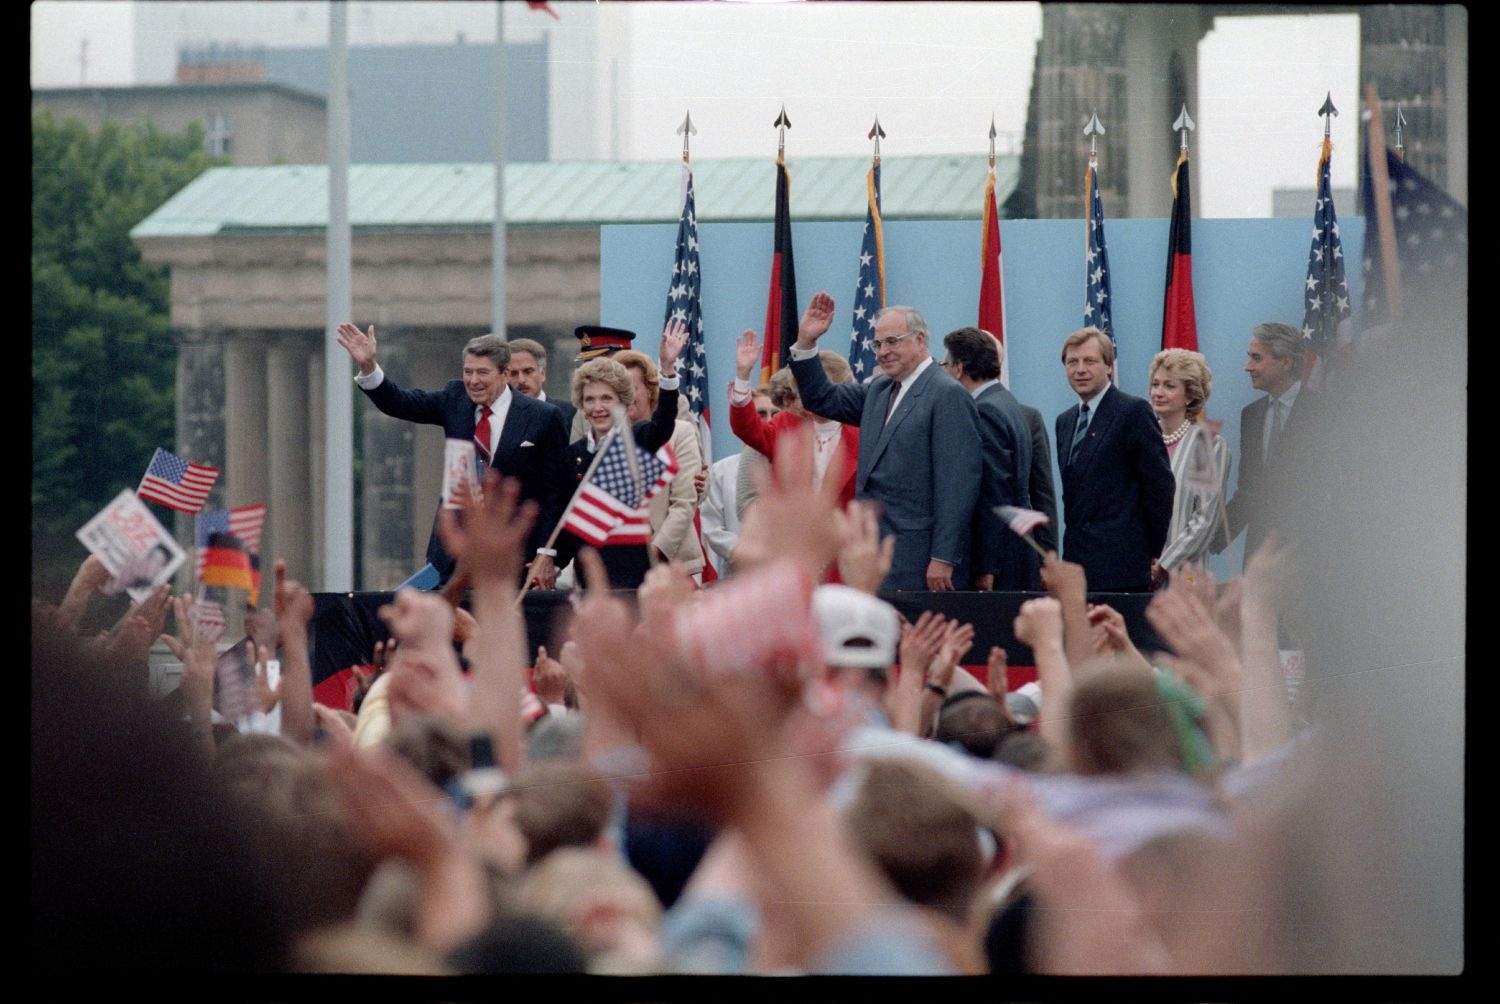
[561,430,679,547]
[995,505,1051,558]
[137,447,219,514]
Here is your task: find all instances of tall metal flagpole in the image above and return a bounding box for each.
[322,1,353,590]
[492,1,507,340]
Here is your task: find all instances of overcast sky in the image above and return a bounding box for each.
[31,2,1361,218]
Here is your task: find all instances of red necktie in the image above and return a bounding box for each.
[474,404,493,474]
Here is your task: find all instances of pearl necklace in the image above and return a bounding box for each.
[1161,419,1192,445]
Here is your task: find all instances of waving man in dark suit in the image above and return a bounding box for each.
[336,323,570,586]
[789,292,982,591]
[1053,327,1174,591]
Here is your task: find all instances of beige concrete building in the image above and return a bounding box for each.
[132,156,1011,590]
[32,82,326,165]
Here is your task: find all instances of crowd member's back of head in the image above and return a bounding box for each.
[211,736,378,938]
[509,847,664,973]
[1065,661,1192,778]
[842,758,986,928]
[32,620,286,972]
[385,713,469,790]
[506,759,615,867]
[934,692,1016,760]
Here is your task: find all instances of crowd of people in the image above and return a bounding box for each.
[32,286,1462,978]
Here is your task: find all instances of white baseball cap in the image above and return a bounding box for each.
[812,585,901,670]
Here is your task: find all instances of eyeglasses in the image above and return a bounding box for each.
[872,332,914,351]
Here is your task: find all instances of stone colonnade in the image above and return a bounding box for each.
[144,229,600,592]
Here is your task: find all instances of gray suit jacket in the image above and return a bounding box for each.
[791,353,981,590]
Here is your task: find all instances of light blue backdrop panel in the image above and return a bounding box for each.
[601,216,1364,578]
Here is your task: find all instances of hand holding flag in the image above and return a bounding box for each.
[995,504,1052,559]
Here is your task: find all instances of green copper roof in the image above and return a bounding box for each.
[130,154,1020,238]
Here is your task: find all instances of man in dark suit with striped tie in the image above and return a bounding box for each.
[336,323,570,586]
[1053,327,1174,591]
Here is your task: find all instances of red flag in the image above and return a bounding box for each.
[1161,150,1198,351]
[526,2,560,21]
[978,168,1009,386]
[759,158,799,383]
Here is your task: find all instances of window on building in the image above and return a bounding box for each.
[206,112,233,158]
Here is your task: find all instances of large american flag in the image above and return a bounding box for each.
[1084,160,1117,380]
[1360,143,1468,336]
[562,431,679,547]
[847,163,885,382]
[137,447,218,514]
[666,165,711,465]
[1301,138,1351,387]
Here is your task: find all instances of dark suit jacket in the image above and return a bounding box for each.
[362,377,570,579]
[792,354,981,591]
[1055,385,1175,590]
[971,382,1034,590]
[1224,389,1318,565]
[1018,404,1059,557]
[543,394,577,429]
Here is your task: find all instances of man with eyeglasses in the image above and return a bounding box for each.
[788,291,981,591]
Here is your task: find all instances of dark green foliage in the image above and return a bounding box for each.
[32,110,221,600]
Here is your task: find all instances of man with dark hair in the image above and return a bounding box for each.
[336,323,570,585]
[1222,321,1318,566]
[941,327,1034,591]
[505,337,576,428]
[1053,327,1174,591]
[790,292,982,591]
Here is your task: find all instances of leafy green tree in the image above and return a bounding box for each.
[32,110,221,600]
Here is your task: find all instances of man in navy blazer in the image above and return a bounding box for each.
[336,323,570,586]
[1053,327,1174,591]
[789,292,982,592]
[940,326,1035,592]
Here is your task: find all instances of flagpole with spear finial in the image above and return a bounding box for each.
[1174,103,1195,155]
[1084,110,1104,222]
[677,109,696,165]
[774,104,791,163]
[1394,103,1406,161]
[1085,111,1104,164]
[868,114,885,166]
[1317,90,1338,177]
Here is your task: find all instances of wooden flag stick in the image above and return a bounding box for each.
[1018,533,1049,560]
[1364,82,1401,319]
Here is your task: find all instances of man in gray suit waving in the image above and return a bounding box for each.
[790,291,982,591]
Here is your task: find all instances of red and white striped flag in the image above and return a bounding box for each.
[137,447,218,514]
[229,503,266,553]
[190,587,227,644]
[562,432,678,547]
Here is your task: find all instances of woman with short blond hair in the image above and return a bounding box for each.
[1148,348,1231,579]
